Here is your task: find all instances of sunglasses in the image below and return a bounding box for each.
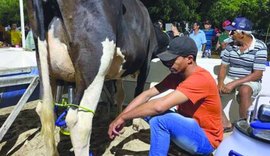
[162,58,177,68]
[229,30,243,36]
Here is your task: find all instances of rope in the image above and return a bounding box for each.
[55,99,95,115]
[54,99,95,136]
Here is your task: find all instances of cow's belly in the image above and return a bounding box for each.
[47,24,75,82]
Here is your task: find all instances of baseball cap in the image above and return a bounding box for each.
[222,20,231,28]
[224,17,253,31]
[157,36,198,61]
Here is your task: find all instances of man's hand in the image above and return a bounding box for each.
[218,81,236,94]
[108,116,125,139]
[217,82,225,93]
[222,81,236,93]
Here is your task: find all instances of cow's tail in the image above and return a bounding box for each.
[33,0,58,155]
[38,39,58,156]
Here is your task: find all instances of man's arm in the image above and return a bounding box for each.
[217,63,228,92]
[108,89,189,139]
[223,70,263,93]
[233,70,263,85]
[215,40,221,51]
[121,90,188,120]
[120,87,160,115]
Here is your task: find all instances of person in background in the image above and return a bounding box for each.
[0,24,5,47]
[203,20,216,58]
[189,21,207,59]
[25,28,35,51]
[217,17,268,132]
[24,23,30,37]
[167,22,184,40]
[0,24,11,47]
[171,22,184,39]
[215,27,221,38]
[216,20,231,58]
[9,23,22,47]
[157,19,165,32]
[108,36,223,156]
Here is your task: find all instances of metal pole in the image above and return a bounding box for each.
[19,0,25,48]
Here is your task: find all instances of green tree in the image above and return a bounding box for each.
[142,0,269,32]
[197,0,219,21]
[207,0,270,30]
[0,0,26,26]
[141,0,200,23]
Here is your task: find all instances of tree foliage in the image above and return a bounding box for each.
[0,0,269,33]
[0,0,21,26]
[141,0,200,23]
[141,0,270,32]
[207,0,270,30]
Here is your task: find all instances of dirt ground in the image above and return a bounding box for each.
[0,100,191,156]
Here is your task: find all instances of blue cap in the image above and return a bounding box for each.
[224,17,253,31]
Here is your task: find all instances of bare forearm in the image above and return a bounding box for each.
[121,87,159,115]
[230,70,263,87]
[216,41,220,50]
[218,64,227,84]
[121,100,161,121]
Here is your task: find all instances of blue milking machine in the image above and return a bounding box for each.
[54,80,75,135]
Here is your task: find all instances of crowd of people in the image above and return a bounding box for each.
[0,23,35,50]
[108,16,268,155]
[155,19,238,59]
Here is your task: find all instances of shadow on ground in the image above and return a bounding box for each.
[0,109,40,156]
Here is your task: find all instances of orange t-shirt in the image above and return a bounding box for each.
[156,66,223,148]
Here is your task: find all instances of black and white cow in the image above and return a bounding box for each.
[26,0,158,155]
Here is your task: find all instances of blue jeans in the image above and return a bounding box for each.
[145,111,214,156]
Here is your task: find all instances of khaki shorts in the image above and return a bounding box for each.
[223,76,262,97]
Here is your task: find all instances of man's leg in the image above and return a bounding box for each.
[148,112,213,156]
[238,85,253,118]
[220,93,234,131]
[222,111,232,130]
[217,77,234,130]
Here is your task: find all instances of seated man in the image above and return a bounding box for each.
[108,36,223,155]
[217,17,268,130]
